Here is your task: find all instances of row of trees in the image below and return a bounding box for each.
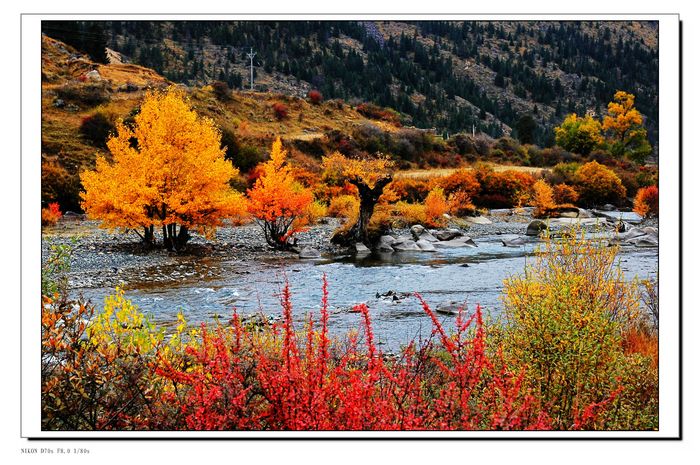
[80,87,382,250]
[79,87,653,252]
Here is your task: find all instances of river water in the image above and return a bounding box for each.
[73,232,659,350]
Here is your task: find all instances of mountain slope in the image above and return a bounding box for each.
[41,20,658,150]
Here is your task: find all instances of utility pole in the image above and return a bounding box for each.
[246,47,256,91]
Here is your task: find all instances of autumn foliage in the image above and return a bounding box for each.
[41,202,62,226]
[80,87,245,250]
[633,185,659,218]
[574,161,627,207]
[602,91,652,164]
[247,137,313,248]
[531,179,557,218]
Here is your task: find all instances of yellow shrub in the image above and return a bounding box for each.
[393,201,427,227]
[327,195,359,221]
[500,228,655,430]
[532,179,557,218]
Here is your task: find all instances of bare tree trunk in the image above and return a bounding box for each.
[333,175,392,246]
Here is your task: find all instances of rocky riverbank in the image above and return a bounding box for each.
[41,209,658,291]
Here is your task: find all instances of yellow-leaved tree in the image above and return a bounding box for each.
[80,87,245,251]
[321,151,395,246]
[247,137,313,249]
[602,91,652,164]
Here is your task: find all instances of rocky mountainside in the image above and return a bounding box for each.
[42,20,659,150]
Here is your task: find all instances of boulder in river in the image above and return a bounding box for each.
[501,237,526,247]
[434,228,464,241]
[628,235,659,247]
[416,239,437,252]
[433,236,477,248]
[298,246,321,259]
[526,219,548,237]
[592,210,644,225]
[393,239,421,251]
[354,242,371,255]
[549,217,601,227]
[410,224,426,241]
[418,231,439,242]
[436,302,464,315]
[377,235,396,252]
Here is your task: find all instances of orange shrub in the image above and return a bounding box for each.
[531,180,557,218]
[299,200,328,225]
[41,202,62,226]
[575,161,627,207]
[633,186,659,218]
[431,169,481,198]
[389,178,432,202]
[476,169,536,208]
[392,201,427,227]
[424,187,449,227]
[448,191,476,216]
[553,183,580,205]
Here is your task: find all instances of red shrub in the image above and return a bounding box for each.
[153,277,553,430]
[432,169,481,198]
[308,89,323,105]
[272,102,289,120]
[41,202,62,226]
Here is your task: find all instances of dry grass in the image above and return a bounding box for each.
[396,164,547,179]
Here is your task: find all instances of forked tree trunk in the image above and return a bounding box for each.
[333,175,392,246]
[163,223,191,251]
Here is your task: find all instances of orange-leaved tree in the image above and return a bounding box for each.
[247,137,313,249]
[321,151,395,246]
[80,87,245,251]
[602,91,652,164]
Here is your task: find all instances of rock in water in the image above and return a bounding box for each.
[526,220,548,237]
[354,242,371,255]
[377,235,396,252]
[410,224,426,241]
[629,235,659,247]
[502,237,526,247]
[393,240,421,251]
[416,239,437,252]
[433,236,477,248]
[418,231,439,242]
[298,246,321,259]
[434,228,464,241]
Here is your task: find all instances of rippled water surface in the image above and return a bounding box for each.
[74,233,658,350]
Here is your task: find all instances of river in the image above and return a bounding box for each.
[70,229,659,350]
